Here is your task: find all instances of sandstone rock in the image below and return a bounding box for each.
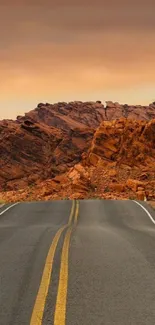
[137,186,144,191]
[108,169,117,177]
[0,101,155,202]
[42,187,54,196]
[105,102,155,121]
[120,164,132,171]
[23,101,106,131]
[136,191,145,201]
[37,103,44,108]
[109,183,125,192]
[111,177,118,183]
[89,153,100,166]
[139,173,149,180]
[126,179,145,192]
[88,118,155,168]
[0,121,94,191]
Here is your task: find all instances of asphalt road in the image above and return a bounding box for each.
[0,199,155,325]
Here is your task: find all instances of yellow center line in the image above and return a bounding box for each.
[54,200,79,325]
[30,200,75,325]
[74,200,79,225]
[68,200,75,226]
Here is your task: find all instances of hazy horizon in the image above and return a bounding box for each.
[0,0,155,119]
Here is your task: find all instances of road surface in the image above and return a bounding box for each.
[0,199,155,324]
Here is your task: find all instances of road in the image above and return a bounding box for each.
[0,199,155,324]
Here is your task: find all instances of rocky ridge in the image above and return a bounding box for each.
[0,101,155,202]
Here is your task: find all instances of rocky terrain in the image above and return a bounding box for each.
[0,101,155,203]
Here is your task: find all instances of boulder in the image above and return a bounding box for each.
[136,191,145,201]
[109,183,125,192]
[126,179,145,192]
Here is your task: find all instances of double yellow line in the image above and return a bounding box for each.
[30,200,79,325]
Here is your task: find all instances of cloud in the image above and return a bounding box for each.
[0,0,155,118]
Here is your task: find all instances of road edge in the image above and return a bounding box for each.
[133,200,155,225]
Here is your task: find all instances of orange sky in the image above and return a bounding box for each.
[0,0,155,119]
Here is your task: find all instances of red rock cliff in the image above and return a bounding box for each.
[0,101,155,200]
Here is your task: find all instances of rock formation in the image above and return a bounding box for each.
[0,101,155,202]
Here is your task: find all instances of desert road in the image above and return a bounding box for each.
[0,200,155,324]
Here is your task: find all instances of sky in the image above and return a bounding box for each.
[0,0,155,119]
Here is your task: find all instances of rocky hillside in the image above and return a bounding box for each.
[0,101,155,202]
[17,101,106,131]
[16,101,155,130]
[0,120,94,191]
[0,101,106,191]
[68,118,155,201]
[104,101,155,121]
